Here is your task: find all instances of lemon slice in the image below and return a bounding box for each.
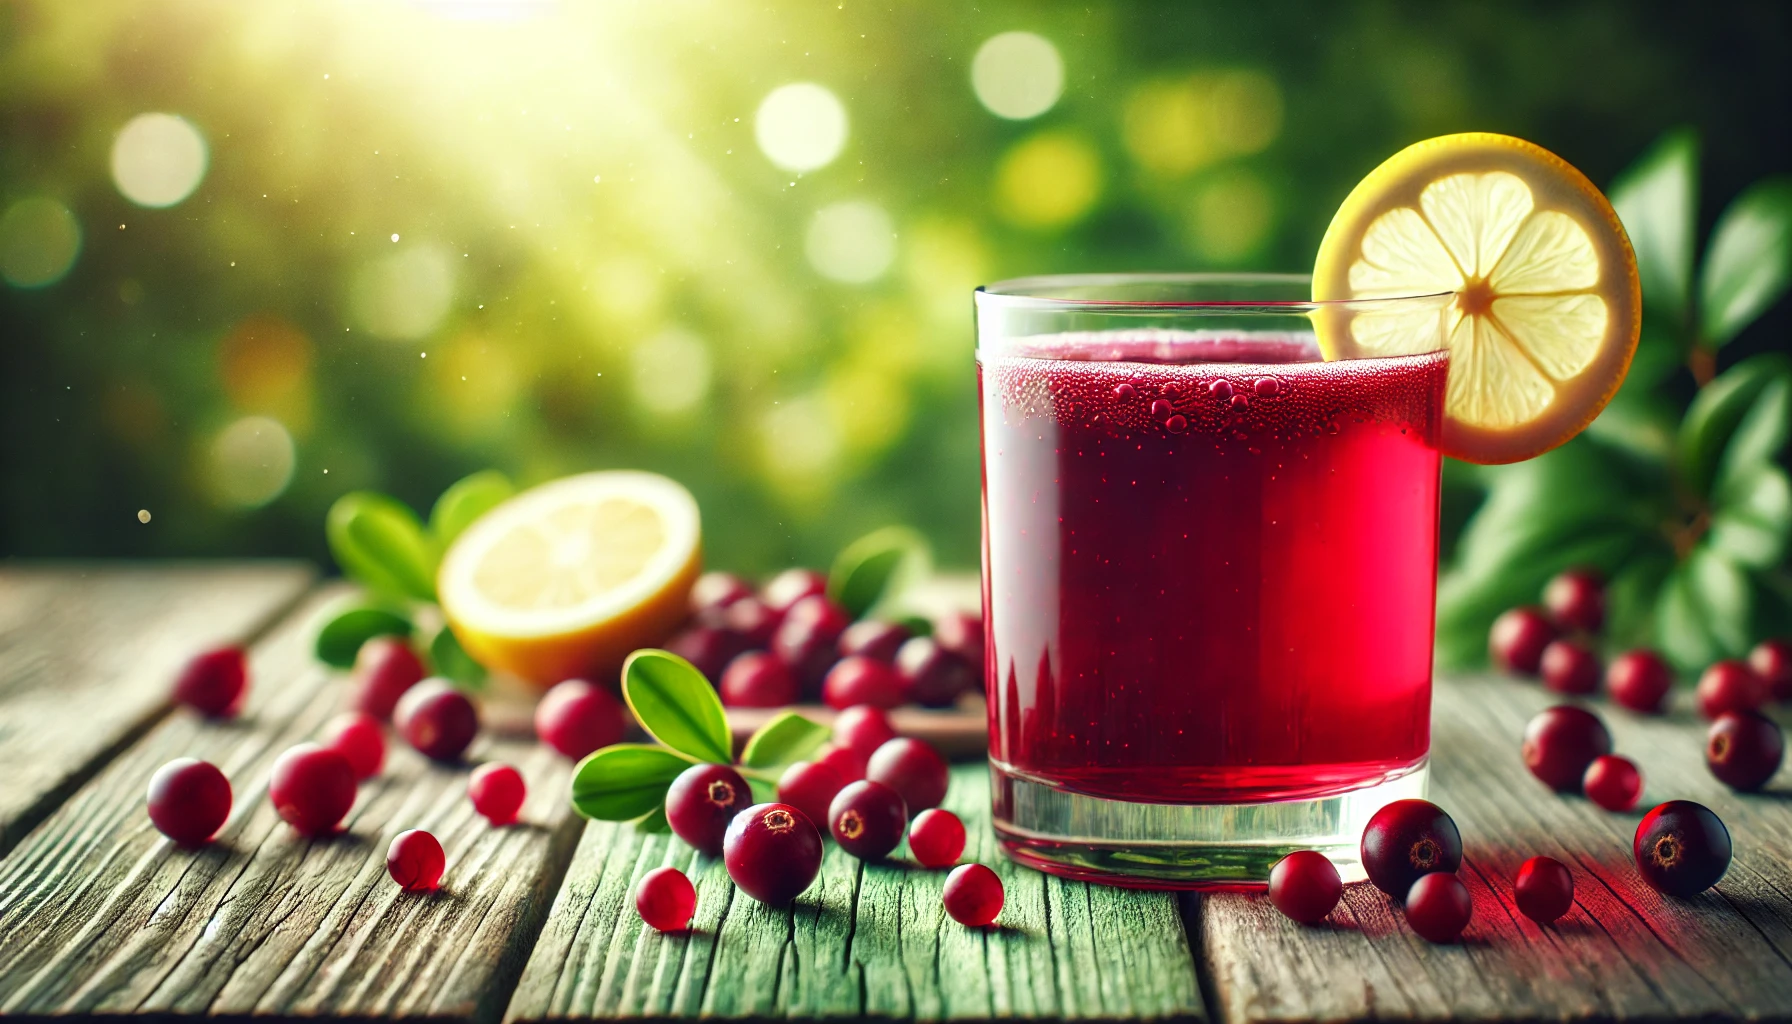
[1313,133,1640,464]
[439,470,701,686]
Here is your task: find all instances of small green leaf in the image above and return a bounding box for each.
[1655,566,1721,672]
[314,606,413,667]
[429,625,488,689]
[829,526,932,618]
[895,614,934,638]
[570,744,694,821]
[1716,376,1791,494]
[747,778,778,804]
[1677,353,1792,498]
[1658,547,1755,672]
[634,806,671,833]
[326,492,438,601]
[739,711,831,770]
[622,649,733,764]
[1710,465,1792,570]
[1699,177,1792,348]
[429,470,514,549]
[1603,550,1676,651]
[1610,127,1699,325]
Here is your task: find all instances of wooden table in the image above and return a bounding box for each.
[2,563,1790,1023]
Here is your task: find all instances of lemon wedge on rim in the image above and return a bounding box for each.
[1313,132,1640,464]
[439,470,701,687]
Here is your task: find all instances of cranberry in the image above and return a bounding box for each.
[268,743,357,836]
[172,645,248,718]
[352,636,425,721]
[1522,704,1613,792]
[723,802,823,904]
[866,737,949,812]
[1540,640,1601,696]
[720,598,780,649]
[1634,800,1731,897]
[146,758,231,846]
[1514,855,1573,924]
[761,568,827,612]
[691,571,753,616]
[815,743,867,782]
[1360,799,1462,897]
[320,711,386,780]
[387,828,445,891]
[1583,755,1643,811]
[1543,569,1605,633]
[838,620,912,663]
[665,763,751,855]
[666,625,743,682]
[895,637,979,708]
[720,652,799,708]
[535,678,627,761]
[1706,711,1785,791]
[1404,872,1472,943]
[1489,607,1558,675]
[1751,639,1792,701]
[833,704,898,759]
[395,680,479,762]
[1267,850,1342,925]
[907,808,966,868]
[942,863,1004,926]
[1696,660,1766,719]
[932,611,985,667]
[772,596,851,693]
[828,780,908,860]
[635,865,697,931]
[777,760,846,827]
[1606,649,1674,714]
[822,656,907,710]
[469,762,528,825]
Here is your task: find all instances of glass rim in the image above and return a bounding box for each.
[976,272,1453,314]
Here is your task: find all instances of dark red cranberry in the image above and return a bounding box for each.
[1706,711,1785,791]
[146,758,231,846]
[1543,569,1605,633]
[720,598,780,649]
[833,704,898,759]
[1697,660,1767,720]
[352,636,425,721]
[942,863,1004,926]
[665,763,751,855]
[815,743,867,782]
[828,780,908,860]
[535,678,627,761]
[395,680,479,762]
[172,645,248,718]
[838,620,912,663]
[907,808,966,868]
[635,866,697,931]
[1583,754,1643,811]
[761,568,827,612]
[1489,607,1558,675]
[1634,800,1731,897]
[387,828,445,891]
[823,656,907,710]
[1360,799,1462,897]
[932,610,985,667]
[1404,872,1472,943]
[1540,640,1601,695]
[772,596,851,693]
[895,637,979,708]
[1751,639,1792,701]
[720,652,798,708]
[468,762,528,825]
[666,625,744,682]
[1522,704,1612,792]
[1513,855,1573,924]
[777,760,846,827]
[320,711,386,780]
[1268,850,1342,925]
[1606,649,1674,714]
[723,802,823,904]
[866,737,949,811]
[269,743,357,836]
[691,571,753,616]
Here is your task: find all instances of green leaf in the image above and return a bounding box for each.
[1656,547,1754,671]
[895,614,934,638]
[1610,127,1699,325]
[829,526,932,619]
[314,606,413,667]
[1709,465,1792,570]
[1655,565,1720,672]
[569,744,694,821]
[1584,390,1678,468]
[326,492,438,602]
[1699,177,1792,348]
[1603,550,1676,651]
[1715,376,1791,494]
[429,625,488,689]
[739,711,830,770]
[634,806,671,833]
[747,778,778,804]
[1677,353,1792,498]
[621,649,733,764]
[429,470,514,549]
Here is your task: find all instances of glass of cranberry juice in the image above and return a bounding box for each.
[976,274,1453,888]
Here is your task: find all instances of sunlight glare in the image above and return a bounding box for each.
[111,113,208,208]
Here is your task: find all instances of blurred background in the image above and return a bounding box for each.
[2,0,1788,585]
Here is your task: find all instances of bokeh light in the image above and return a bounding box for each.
[207,415,296,508]
[760,392,842,490]
[110,113,208,208]
[630,327,713,417]
[994,132,1102,229]
[352,244,455,340]
[0,197,81,288]
[972,32,1064,120]
[755,83,849,172]
[806,201,897,284]
[1123,71,1283,177]
[218,316,314,430]
[1187,170,1276,264]
[431,331,525,438]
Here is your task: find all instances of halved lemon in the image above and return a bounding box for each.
[439,470,701,687]
[1313,133,1640,464]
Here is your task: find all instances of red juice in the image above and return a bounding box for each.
[980,330,1447,805]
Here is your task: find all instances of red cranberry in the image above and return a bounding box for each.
[1489,607,1558,675]
[773,596,851,693]
[395,680,479,762]
[691,571,753,615]
[1360,799,1462,897]
[1522,705,1613,792]
[386,828,445,891]
[320,711,386,780]
[1634,800,1731,897]
[172,645,248,718]
[815,743,867,782]
[665,763,751,855]
[761,568,827,612]
[666,625,743,682]
[535,678,627,761]
[833,704,898,759]
[146,758,231,846]
[777,760,846,827]
[1706,711,1785,791]
[1404,872,1472,943]
[866,737,949,812]
[269,743,357,836]
[723,802,823,904]
[823,656,907,710]
[1543,569,1605,633]
[828,780,909,860]
[1751,639,1792,701]
[932,611,985,667]
[895,637,979,708]
[720,598,779,649]
[1514,855,1573,924]
[1606,649,1674,714]
[352,636,425,721]
[1697,660,1766,720]
[1540,640,1601,695]
[1583,755,1643,811]
[635,866,697,931]
[907,808,966,868]
[468,762,528,825]
[720,652,799,708]
[942,863,1004,926]
[838,620,912,663]
[1267,850,1342,925]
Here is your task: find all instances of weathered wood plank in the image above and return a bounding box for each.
[0,562,314,853]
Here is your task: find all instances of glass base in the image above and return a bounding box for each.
[990,758,1429,890]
